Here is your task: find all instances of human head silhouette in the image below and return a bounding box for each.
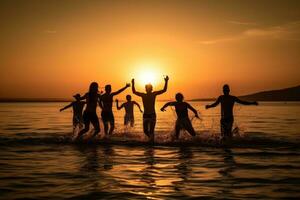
[223,84,230,95]
[145,84,153,93]
[73,93,81,101]
[126,95,131,101]
[105,85,112,94]
[175,93,184,102]
[89,82,98,94]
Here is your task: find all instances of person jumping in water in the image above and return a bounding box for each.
[76,82,102,139]
[99,83,130,136]
[60,94,85,131]
[205,84,258,139]
[132,76,169,142]
[161,93,199,140]
[116,95,143,127]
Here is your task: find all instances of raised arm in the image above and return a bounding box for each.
[133,101,143,113]
[187,103,199,118]
[205,97,221,109]
[116,99,124,110]
[112,83,130,96]
[235,97,258,105]
[131,79,143,96]
[60,103,72,112]
[154,76,169,95]
[160,101,175,111]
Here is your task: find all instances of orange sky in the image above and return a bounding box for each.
[0,0,300,99]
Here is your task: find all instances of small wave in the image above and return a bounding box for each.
[0,130,299,149]
[3,127,31,131]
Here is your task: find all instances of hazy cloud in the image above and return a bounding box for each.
[200,21,300,44]
[44,30,57,34]
[227,20,257,25]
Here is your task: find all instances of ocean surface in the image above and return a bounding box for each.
[0,101,299,200]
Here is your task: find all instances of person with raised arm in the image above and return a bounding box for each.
[132,75,169,142]
[205,84,258,139]
[161,93,199,140]
[116,95,143,127]
[60,93,85,131]
[99,83,130,136]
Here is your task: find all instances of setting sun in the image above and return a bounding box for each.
[138,70,157,85]
[0,1,300,200]
[135,63,162,86]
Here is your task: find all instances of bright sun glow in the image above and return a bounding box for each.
[139,70,157,85]
[136,63,161,86]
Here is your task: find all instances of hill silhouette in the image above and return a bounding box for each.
[189,85,300,102]
[239,85,300,101]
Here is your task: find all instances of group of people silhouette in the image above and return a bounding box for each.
[60,76,258,142]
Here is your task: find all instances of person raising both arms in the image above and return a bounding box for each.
[116,95,143,127]
[99,83,130,136]
[205,84,258,140]
[161,93,199,140]
[132,75,169,143]
[76,82,102,140]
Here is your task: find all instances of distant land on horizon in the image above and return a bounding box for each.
[0,85,300,102]
[238,85,300,101]
[0,98,70,103]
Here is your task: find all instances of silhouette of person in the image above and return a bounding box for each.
[99,83,130,136]
[132,76,169,142]
[205,84,258,139]
[60,93,85,131]
[116,95,143,127]
[161,93,199,140]
[76,82,102,139]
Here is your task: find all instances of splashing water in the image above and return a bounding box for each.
[1,102,300,199]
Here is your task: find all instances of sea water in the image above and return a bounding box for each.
[0,102,299,199]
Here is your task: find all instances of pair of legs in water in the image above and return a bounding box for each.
[220,117,233,139]
[77,111,100,139]
[77,111,115,139]
[72,115,84,131]
[101,110,115,136]
[175,117,196,140]
[124,114,135,127]
[143,113,156,142]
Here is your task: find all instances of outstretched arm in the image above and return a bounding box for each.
[112,83,130,96]
[78,93,87,101]
[60,103,72,112]
[133,101,143,113]
[187,103,199,118]
[235,97,258,105]
[154,76,169,95]
[116,99,124,110]
[160,101,175,111]
[205,97,221,109]
[131,79,143,96]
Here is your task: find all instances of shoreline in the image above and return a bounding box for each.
[1,99,300,103]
